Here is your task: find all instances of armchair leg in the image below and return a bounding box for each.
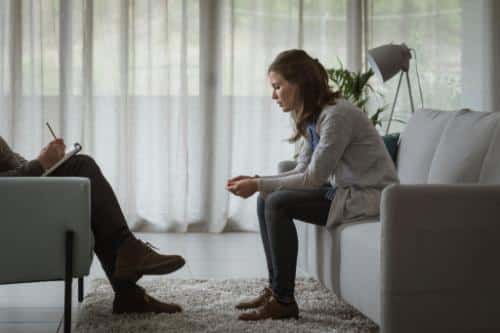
[65,231,74,333]
[78,277,84,303]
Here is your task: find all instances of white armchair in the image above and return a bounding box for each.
[0,177,93,333]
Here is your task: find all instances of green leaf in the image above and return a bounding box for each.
[327,65,388,129]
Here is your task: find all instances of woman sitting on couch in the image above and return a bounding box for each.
[226,49,399,321]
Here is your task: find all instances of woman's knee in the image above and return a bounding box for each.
[264,192,291,225]
[265,191,288,212]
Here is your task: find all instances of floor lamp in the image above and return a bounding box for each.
[367,43,415,135]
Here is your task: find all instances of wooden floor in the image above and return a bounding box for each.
[0,232,310,333]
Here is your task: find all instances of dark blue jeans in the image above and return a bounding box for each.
[257,188,333,303]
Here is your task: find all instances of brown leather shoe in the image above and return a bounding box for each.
[235,287,272,310]
[112,286,182,314]
[114,238,185,282]
[238,296,299,321]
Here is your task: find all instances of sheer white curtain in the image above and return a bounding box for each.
[3,0,473,232]
[0,0,348,232]
[461,0,500,112]
[1,0,203,232]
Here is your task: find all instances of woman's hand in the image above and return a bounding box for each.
[226,175,253,188]
[226,178,258,198]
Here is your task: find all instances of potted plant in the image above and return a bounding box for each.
[326,62,386,128]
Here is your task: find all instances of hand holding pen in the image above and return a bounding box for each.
[37,122,66,170]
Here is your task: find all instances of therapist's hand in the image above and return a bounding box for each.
[226,178,258,198]
[38,139,65,170]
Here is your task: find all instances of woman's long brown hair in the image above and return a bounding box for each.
[268,49,340,142]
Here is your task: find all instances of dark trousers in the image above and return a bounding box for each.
[257,188,332,303]
[52,154,135,293]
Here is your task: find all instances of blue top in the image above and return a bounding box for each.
[307,122,321,152]
[307,121,336,200]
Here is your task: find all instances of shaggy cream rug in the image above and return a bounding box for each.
[75,277,377,333]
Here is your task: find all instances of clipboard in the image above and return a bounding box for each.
[41,142,82,177]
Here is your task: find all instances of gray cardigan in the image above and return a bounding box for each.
[258,99,399,227]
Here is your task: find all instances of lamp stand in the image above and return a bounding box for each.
[385,71,415,135]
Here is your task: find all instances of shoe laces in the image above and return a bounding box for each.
[141,240,159,251]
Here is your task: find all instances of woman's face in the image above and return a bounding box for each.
[268,71,300,112]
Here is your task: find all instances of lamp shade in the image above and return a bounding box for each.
[367,43,412,82]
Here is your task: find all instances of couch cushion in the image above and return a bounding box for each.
[397,109,453,184]
[338,221,381,324]
[428,110,500,183]
[296,220,381,324]
[296,222,341,295]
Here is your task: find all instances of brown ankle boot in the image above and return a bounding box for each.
[235,287,272,310]
[238,296,299,321]
[114,238,185,282]
[112,286,182,314]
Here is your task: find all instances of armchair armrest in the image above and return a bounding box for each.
[0,177,93,284]
[380,184,500,333]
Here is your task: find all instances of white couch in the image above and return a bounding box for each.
[289,109,500,333]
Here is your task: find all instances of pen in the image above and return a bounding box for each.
[46,122,57,140]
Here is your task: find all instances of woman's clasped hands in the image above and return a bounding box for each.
[226,175,258,198]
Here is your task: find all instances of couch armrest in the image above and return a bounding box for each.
[381,184,500,333]
[0,177,93,284]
